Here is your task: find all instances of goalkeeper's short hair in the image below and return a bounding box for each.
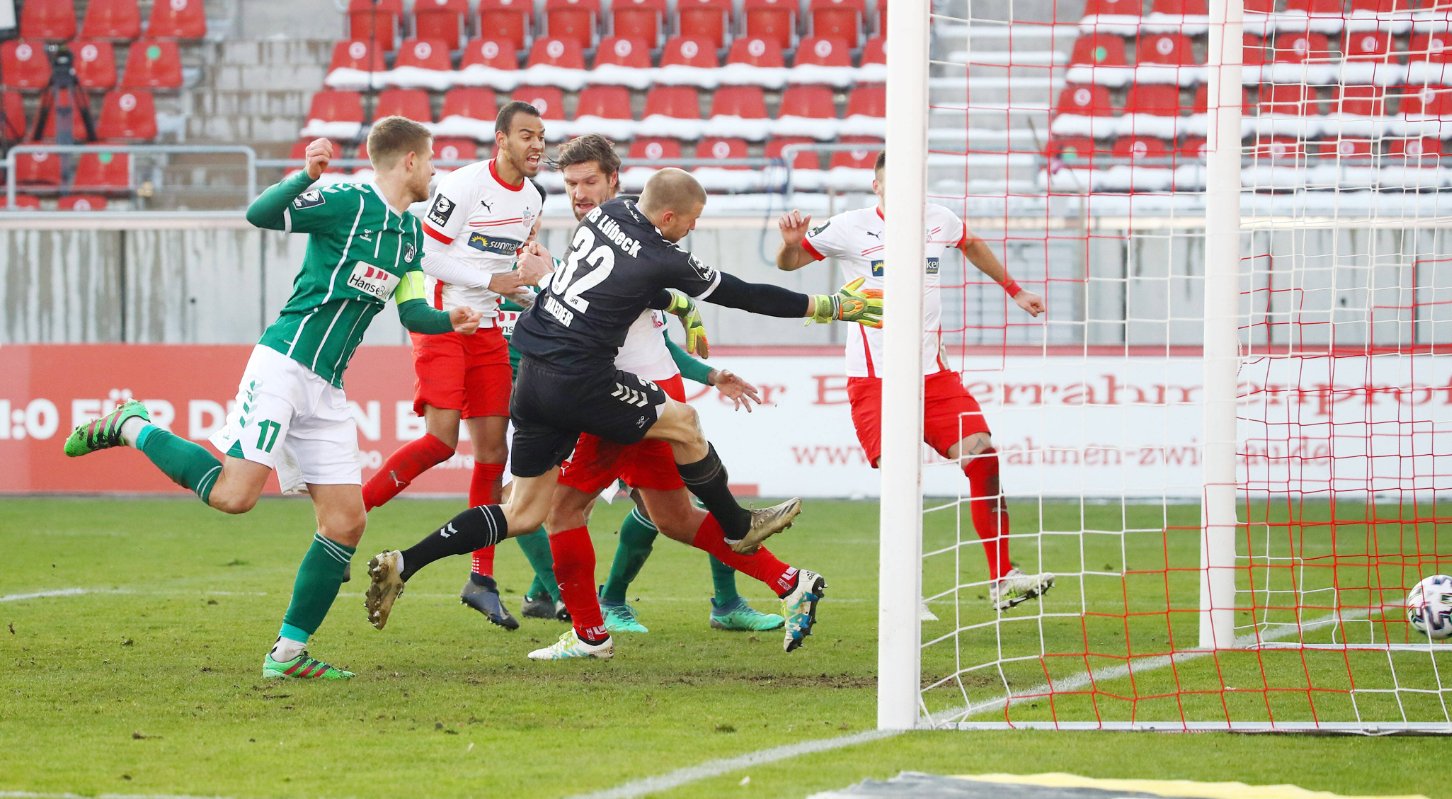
[368,116,432,170]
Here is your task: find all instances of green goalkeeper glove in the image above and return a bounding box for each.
[810,277,883,328]
[665,289,710,357]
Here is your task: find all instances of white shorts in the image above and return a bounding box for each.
[209,345,362,491]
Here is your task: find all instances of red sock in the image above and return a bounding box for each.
[549,526,607,642]
[362,433,455,511]
[963,448,1011,581]
[469,461,505,576]
[690,515,798,597]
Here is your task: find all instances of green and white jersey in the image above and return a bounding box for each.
[259,181,425,388]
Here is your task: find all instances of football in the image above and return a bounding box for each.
[1406,575,1452,640]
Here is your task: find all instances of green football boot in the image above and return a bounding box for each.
[601,601,648,634]
[63,399,150,457]
[709,597,785,631]
[262,650,354,680]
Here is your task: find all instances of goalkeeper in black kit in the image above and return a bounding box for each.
[365,168,883,659]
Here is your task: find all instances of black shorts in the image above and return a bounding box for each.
[509,356,668,479]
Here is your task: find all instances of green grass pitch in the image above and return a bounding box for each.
[0,496,1446,798]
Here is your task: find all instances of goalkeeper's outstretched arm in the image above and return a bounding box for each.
[704,272,882,328]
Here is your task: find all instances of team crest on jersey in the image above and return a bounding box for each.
[427,195,455,228]
[871,260,884,277]
[468,232,524,256]
[293,189,325,209]
[403,243,417,263]
[346,262,401,301]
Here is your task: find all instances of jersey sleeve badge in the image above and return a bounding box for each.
[427,195,455,228]
[687,254,716,282]
[292,189,325,209]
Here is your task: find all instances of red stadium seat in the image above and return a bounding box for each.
[628,137,683,164]
[73,147,132,192]
[394,38,453,72]
[375,88,433,122]
[1069,34,1129,68]
[643,85,702,119]
[304,89,365,128]
[289,138,345,173]
[97,90,156,140]
[1,92,27,140]
[1151,0,1208,14]
[1192,84,1253,114]
[661,36,720,68]
[766,136,822,170]
[1,194,42,209]
[81,0,141,40]
[1136,33,1195,66]
[612,0,668,48]
[121,40,183,90]
[433,137,478,162]
[1400,84,1452,116]
[353,140,371,163]
[1244,0,1274,13]
[1408,33,1452,63]
[460,38,519,71]
[1387,137,1444,162]
[1054,85,1115,117]
[348,0,402,52]
[861,35,885,66]
[441,87,498,120]
[1260,84,1320,115]
[675,0,732,50]
[846,84,886,117]
[1082,0,1142,17]
[58,194,108,210]
[1344,31,1394,62]
[829,137,879,169]
[1,40,52,91]
[1350,0,1409,12]
[876,0,887,36]
[545,0,599,50]
[1180,137,1208,159]
[1334,85,1385,115]
[710,85,768,118]
[779,85,836,118]
[1112,136,1171,161]
[575,85,632,119]
[1271,33,1333,63]
[15,150,63,187]
[695,136,749,167]
[1285,0,1343,13]
[809,0,865,47]
[1249,136,1304,160]
[328,40,385,74]
[413,0,469,49]
[478,0,534,52]
[526,37,587,69]
[1311,137,1374,160]
[594,37,652,70]
[512,86,565,121]
[73,41,118,92]
[794,37,852,68]
[726,36,786,68]
[149,0,207,39]
[1124,85,1184,116]
[743,0,798,50]
[20,0,77,41]
[1244,34,1265,67]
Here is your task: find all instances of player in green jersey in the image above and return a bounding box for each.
[62,117,484,680]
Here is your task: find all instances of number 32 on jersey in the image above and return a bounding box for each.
[544,226,615,327]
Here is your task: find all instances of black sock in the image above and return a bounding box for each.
[468,571,492,587]
[400,505,508,582]
[676,444,751,539]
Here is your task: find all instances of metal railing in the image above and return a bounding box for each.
[3,144,257,211]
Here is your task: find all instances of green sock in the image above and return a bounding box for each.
[601,507,658,605]
[279,532,356,641]
[514,526,561,603]
[135,424,222,504]
[709,555,741,606]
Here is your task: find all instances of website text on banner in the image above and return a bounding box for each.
[3,346,1447,498]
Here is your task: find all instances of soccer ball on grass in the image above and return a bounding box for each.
[1406,574,1452,640]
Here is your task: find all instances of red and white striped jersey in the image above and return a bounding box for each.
[419,158,544,318]
[802,204,966,378]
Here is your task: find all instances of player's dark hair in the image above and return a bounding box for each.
[874,150,886,173]
[554,134,621,179]
[496,101,542,135]
[368,115,432,169]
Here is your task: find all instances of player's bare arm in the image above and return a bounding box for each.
[775,209,817,270]
[959,234,1046,318]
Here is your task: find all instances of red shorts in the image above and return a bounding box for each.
[410,325,511,419]
[846,370,991,467]
[558,373,687,495]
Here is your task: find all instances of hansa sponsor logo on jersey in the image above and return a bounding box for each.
[346,262,401,301]
[292,189,325,209]
[427,195,455,228]
[467,232,523,256]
